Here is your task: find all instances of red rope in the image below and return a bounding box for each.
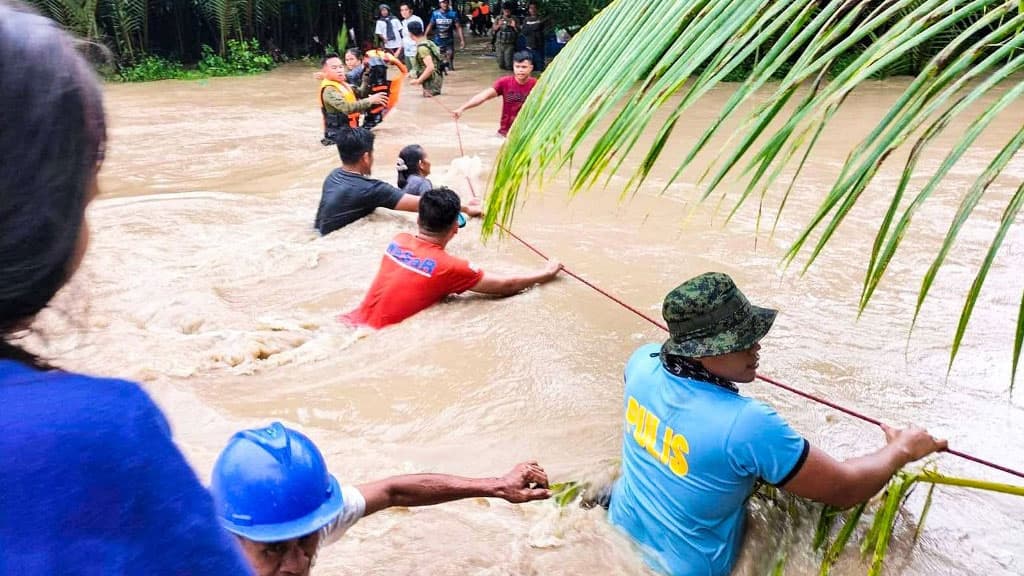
[441,105,1024,481]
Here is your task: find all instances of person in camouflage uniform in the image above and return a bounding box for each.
[606,272,947,576]
[406,20,445,97]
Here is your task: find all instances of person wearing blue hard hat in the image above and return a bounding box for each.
[212,422,551,576]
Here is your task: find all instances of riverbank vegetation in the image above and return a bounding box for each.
[25,0,611,81]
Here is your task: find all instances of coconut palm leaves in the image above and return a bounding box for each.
[36,0,102,39]
[196,0,240,55]
[487,0,1024,387]
[102,0,147,58]
[814,470,1024,575]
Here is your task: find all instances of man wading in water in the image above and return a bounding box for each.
[608,272,947,576]
[406,20,445,97]
[318,55,387,143]
[451,51,536,137]
[314,128,479,235]
[212,422,551,576]
[342,187,562,329]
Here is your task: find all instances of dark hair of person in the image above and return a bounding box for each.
[334,127,375,164]
[396,144,425,188]
[417,187,461,234]
[345,47,363,60]
[501,2,514,11]
[0,3,107,368]
[406,20,424,36]
[398,2,412,10]
[512,50,533,64]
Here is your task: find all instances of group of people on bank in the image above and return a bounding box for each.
[1,4,950,576]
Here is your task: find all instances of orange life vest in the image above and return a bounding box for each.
[363,49,408,112]
[318,79,360,130]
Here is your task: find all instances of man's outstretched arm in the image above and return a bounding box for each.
[357,461,550,516]
[782,424,947,509]
[469,260,562,296]
[392,194,481,217]
[452,87,499,119]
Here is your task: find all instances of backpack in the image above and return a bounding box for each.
[417,40,448,75]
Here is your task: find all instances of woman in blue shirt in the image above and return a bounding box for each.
[0,5,252,574]
[609,272,948,576]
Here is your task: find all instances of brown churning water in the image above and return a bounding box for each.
[41,48,1024,574]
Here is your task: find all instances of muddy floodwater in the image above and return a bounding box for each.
[40,42,1023,575]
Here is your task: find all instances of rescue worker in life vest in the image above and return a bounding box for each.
[318,54,388,145]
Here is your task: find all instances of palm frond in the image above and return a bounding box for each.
[487,0,1024,379]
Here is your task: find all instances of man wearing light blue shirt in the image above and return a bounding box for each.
[609,273,947,576]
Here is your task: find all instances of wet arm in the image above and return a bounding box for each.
[415,53,435,82]
[323,86,373,114]
[783,426,946,509]
[358,475,503,515]
[393,193,479,216]
[357,462,550,516]
[392,193,421,212]
[455,87,499,115]
[469,263,561,296]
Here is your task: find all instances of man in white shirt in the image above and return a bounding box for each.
[399,2,423,68]
[211,422,551,576]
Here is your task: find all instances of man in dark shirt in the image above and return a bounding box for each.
[314,128,480,235]
[521,1,546,72]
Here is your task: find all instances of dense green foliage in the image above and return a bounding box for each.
[197,39,275,75]
[114,39,274,81]
[116,54,188,82]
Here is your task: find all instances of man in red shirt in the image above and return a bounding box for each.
[451,52,536,137]
[343,187,562,329]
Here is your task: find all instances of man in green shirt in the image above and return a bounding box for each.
[318,55,387,143]
[406,21,444,97]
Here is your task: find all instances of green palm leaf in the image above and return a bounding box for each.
[486,0,1024,383]
[196,0,239,54]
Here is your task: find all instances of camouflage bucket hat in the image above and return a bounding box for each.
[661,272,777,358]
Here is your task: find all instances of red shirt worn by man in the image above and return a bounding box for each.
[493,75,536,136]
[342,232,484,328]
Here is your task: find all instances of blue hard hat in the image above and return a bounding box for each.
[210,422,343,542]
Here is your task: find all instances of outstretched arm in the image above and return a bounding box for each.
[323,86,384,114]
[393,194,480,217]
[782,424,947,509]
[357,461,550,516]
[470,260,562,296]
[452,87,499,119]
